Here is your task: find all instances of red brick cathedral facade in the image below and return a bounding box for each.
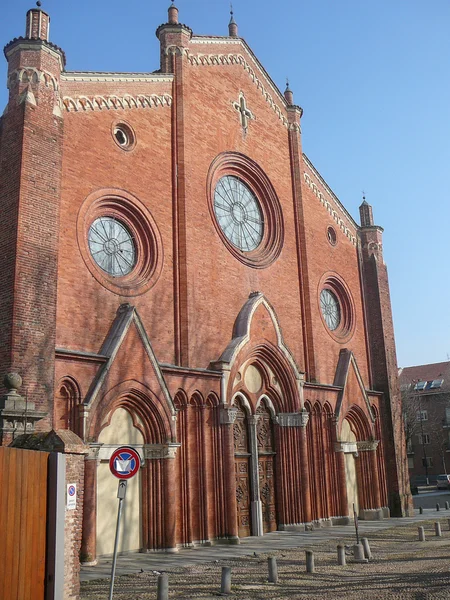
[0,4,411,560]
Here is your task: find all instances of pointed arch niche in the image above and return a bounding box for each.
[97,408,144,556]
[214,293,309,537]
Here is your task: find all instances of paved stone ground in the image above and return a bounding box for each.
[81,511,450,599]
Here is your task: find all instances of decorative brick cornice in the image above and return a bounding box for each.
[8,67,59,91]
[61,72,173,83]
[62,93,172,112]
[185,51,290,129]
[303,158,358,246]
[4,37,66,69]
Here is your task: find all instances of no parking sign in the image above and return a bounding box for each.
[109,446,141,480]
[67,483,77,510]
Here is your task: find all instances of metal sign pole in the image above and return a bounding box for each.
[353,503,359,545]
[108,480,128,600]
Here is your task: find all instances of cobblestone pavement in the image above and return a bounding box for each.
[81,512,450,599]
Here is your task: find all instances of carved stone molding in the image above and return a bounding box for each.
[220,406,239,424]
[62,93,173,113]
[144,443,181,460]
[357,440,379,452]
[334,441,358,454]
[276,411,309,428]
[86,443,103,461]
[0,379,47,439]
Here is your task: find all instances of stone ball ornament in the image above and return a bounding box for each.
[3,372,22,392]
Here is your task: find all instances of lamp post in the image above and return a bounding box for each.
[418,396,429,486]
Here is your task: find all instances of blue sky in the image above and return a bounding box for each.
[1,1,449,368]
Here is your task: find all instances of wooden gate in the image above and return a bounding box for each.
[0,446,49,600]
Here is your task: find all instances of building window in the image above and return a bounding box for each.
[416,410,428,422]
[418,434,431,445]
[414,381,427,391]
[112,122,136,151]
[327,226,337,246]
[214,176,263,252]
[88,217,136,277]
[207,152,284,268]
[318,273,355,343]
[408,456,414,469]
[422,457,433,467]
[430,379,444,389]
[77,189,164,297]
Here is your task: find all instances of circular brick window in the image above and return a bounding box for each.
[78,189,163,296]
[207,152,284,268]
[318,273,355,342]
[327,226,337,246]
[112,122,136,151]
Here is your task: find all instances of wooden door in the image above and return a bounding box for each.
[234,401,251,537]
[257,402,277,533]
[0,447,49,600]
[235,458,251,537]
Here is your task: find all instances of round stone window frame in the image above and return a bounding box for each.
[111,120,136,152]
[77,189,163,296]
[326,225,337,247]
[318,272,355,343]
[207,152,284,269]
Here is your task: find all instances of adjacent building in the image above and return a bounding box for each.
[399,361,450,485]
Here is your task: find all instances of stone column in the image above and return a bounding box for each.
[369,449,381,509]
[248,415,263,536]
[80,444,102,565]
[335,448,349,519]
[220,406,239,541]
[164,445,180,552]
[298,410,312,524]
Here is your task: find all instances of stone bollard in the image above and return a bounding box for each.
[220,567,232,596]
[419,506,423,514]
[268,557,278,583]
[418,526,425,541]
[446,501,449,510]
[436,503,440,511]
[353,543,368,563]
[361,537,372,560]
[448,518,450,531]
[337,544,346,566]
[305,550,315,573]
[157,573,169,600]
[435,522,442,537]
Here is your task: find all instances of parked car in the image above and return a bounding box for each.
[436,474,450,489]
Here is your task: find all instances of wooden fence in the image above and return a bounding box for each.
[0,446,49,600]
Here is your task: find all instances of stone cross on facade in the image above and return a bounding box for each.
[233,92,255,132]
